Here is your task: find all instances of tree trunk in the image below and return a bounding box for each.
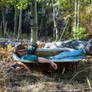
[52,0,58,40]
[77,0,80,28]
[59,19,68,40]
[30,0,38,43]
[2,7,6,37]
[76,0,80,40]
[14,5,18,38]
[35,48,75,57]
[68,17,72,39]
[17,4,23,39]
[74,0,77,39]
[75,0,77,27]
[39,1,45,39]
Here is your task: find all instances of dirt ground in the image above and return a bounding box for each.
[0,56,92,92]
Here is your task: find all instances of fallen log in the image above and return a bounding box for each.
[35,48,75,57]
[13,48,81,73]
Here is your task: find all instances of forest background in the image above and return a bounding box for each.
[0,0,92,42]
[0,0,92,91]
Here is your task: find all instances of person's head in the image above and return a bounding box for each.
[15,44,28,57]
[21,41,28,47]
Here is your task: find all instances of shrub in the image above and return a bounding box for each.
[71,27,88,40]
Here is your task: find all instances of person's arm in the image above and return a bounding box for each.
[17,61,31,72]
[38,57,58,70]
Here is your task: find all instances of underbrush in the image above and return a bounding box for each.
[0,45,92,92]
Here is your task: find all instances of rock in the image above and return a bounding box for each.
[85,39,92,55]
[44,40,88,50]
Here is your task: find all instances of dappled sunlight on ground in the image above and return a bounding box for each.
[0,44,92,92]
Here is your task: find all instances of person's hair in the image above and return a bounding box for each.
[15,44,27,57]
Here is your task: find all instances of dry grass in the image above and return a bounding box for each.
[0,45,92,92]
[1,60,92,92]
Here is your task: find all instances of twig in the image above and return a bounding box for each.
[69,66,92,83]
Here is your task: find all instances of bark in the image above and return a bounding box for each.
[39,1,46,39]
[77,0,80,28]
[76,0,80,40]
[68,17,72,39]
[14,5,18,37]
[35,48,74,57]
[2,7,6,37]
[30,0,38,43]
[75,0,77,27]
[60,21,68,40]
[17,4,23,39]
[74,0,77,39]
[52,0,58,40]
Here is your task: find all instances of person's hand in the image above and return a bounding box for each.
[50,62,58,70]
[17,61,31,72]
